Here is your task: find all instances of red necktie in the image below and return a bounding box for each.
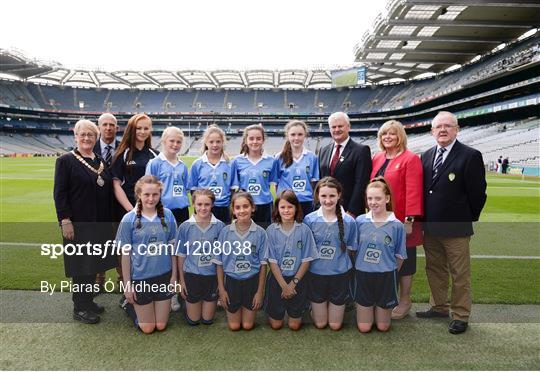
[329,144,341,176]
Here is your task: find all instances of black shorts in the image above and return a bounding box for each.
[307,271,350,306]
[354,270,398,309]
[398,247,417,276]
[299,201,314,220]
[252,202,272,228]
[184,272,218,303]
[212,206,231,224]
[264,274,308,320]
[132,271,174,306]
[171,207,190,225]
[224,274,260,313]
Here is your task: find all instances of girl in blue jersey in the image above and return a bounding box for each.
[276,120,319,218]
[231,124,278,227]
[355,178,406,333]
[304,177,357,331]
[145,126,190,225]
[188,124,233,224]
[177,189,225,325]
[214,191,268,331]
[265,190,317,331]
[117,175,178,334]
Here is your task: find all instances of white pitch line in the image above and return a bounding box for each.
[1,242,539,259]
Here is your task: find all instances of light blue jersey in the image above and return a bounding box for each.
[176,215,226,275]
[276,148,319,202]
[355,212,407,273]
[231,154,278,205]
[213,220,268,280]
[145,153,189,210]
[304,208,358,275]
[188,153,233,207]
[266,222,317,277]
[116,208,177,280]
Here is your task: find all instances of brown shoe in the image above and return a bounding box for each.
[391,303,412,320]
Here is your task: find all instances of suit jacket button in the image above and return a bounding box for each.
[429,190,433,194]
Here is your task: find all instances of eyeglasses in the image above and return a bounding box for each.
[432,124,458,130]
[77,132,96,138]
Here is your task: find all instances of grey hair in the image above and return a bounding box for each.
[432,111,458,127]
[328,112,350,126]
[97,113,117,126]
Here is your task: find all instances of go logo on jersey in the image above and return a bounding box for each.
[319,244,336,260]
[198,254,213,267]
[247,179,262,196]
[364,247,382,264]
[292,177,306,192]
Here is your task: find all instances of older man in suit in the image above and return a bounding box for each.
[93,113,119,290]
[416,111,487,334]
[319,112,371,217]
[93,113,119,167]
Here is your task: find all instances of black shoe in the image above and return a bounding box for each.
[416,308,449,318]
[89,302,105,314]
[449,319,468,334]
[73,310,100,324]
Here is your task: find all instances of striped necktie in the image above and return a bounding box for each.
[104,145,112,166]
[432,147,446,179]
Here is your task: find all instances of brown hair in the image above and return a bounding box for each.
[279,120,308,167]
[230,191,256,219]
[366,177,394,212]
[134,175,167,230]
[201,124,229,161]
[192,189,216,213]
[113,113,153,170]
[272,190,303,224]
[240,124,265,156]
[313,177,346,252]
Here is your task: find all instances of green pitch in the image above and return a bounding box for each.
[1,157,539,370]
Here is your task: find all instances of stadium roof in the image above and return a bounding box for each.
[354,0,540,82]
[0,50,335,89]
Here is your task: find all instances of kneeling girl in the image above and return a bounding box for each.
[176,189,225,325]
[265,190,317,330]
[214,191,268,331]
[117,175,178,334]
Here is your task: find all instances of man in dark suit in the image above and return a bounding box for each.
[318,112,371,217]
[416,111,487,334]
[93,113,119,290]
[93,113,119,167]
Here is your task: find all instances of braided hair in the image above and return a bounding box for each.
[314,176,346,252]
[134,175,168,231]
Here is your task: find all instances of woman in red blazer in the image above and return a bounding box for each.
[371,120,423,319]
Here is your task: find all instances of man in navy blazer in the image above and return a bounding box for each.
[93,113,119,291]
[93,113,119,167]
[416,111,487,334]
[318,112,371,217]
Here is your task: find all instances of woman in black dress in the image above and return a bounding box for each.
[53,119,117,324]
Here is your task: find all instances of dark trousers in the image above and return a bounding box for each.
[253,202,272,228]
[72,275,96,311]
[212,206,231,224]
[300,201,314,220]
[171,207,190,225]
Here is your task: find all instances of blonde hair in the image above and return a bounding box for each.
[201,124,229,160]
[377,120,407,152]
[73,119,99,138]
[161,126,184,143]
[240,124,265,156]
